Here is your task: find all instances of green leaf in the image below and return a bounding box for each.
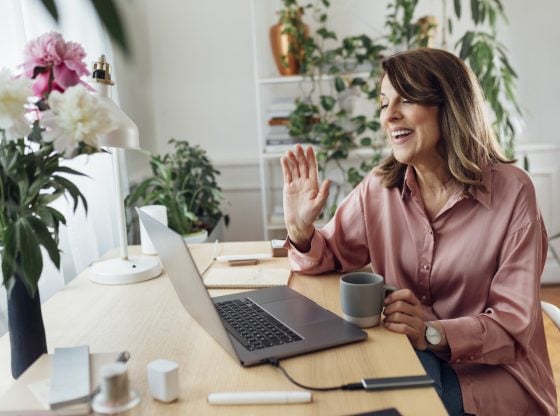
[454,0,461,18]
[360,137,372,146]
[15,218,43,297]
[320,95,336,111]
[351,77,365,87]
[27,216,60,268]
[470,0,480,24]
[51,175,88,212]
[458,32,475,59]
[90,0,129,56]
[2,223,17,288]
[40,0,59,21]
[334,76,345,93]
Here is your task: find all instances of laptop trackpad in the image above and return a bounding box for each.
[263,298,333,325]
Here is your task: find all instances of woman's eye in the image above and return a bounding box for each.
[380,103,388,109]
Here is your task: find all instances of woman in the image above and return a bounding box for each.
[281,48,557,415]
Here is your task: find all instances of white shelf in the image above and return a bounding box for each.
[258,71,370,85]
[266,223,287,231]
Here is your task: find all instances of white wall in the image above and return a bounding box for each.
[113,0,560,242]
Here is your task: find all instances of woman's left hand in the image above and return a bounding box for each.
[383,289,428,350]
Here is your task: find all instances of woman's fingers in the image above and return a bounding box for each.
[295,144,309,179]
[316,178,330,207]
[305,145,318,182]
[283,145,319,184]
[280,155,292,183]
[383,299,419,316]
[382,289,427,348]
[287,149,300,178]
[384,288,421,306]
[383,321,419,337]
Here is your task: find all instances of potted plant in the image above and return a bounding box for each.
[126,139,229,242]
[1,32,114,378]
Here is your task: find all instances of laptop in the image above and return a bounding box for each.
[138,210,367,366]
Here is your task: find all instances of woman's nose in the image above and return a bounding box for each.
[382,103,402,124]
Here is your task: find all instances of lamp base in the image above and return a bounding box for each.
[90,256,162,285]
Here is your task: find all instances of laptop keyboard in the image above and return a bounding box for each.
[215,298,302,351]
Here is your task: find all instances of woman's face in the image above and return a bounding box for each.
[380,76,442,169]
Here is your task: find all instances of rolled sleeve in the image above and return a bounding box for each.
[441,316,484,363]
[287,230,336,274]
[441,316,516,365]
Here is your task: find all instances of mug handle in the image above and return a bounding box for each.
[383,285,397,298]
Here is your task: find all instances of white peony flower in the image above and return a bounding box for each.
[42,84,117,156]
[0,67,33,140]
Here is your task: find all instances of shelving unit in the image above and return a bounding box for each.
[250,0,298,240]
[249,0,382,240]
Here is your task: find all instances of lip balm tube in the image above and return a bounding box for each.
[207,390,312,405]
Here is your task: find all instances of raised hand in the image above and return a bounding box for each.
[281,144,330,252]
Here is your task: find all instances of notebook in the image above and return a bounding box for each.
[203,266,291,288]
[138,209,367,367]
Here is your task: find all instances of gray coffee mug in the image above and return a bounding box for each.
[340,272,396,328]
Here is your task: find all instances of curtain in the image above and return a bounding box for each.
[0,0,124,336]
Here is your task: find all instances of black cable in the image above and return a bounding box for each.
[267,358,364,392]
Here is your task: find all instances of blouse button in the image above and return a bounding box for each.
[456,358,462,363]
[423,264,430,270]
[469,355,475,360]
[421,295,427,302]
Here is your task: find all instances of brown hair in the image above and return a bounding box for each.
[375,48,512,190]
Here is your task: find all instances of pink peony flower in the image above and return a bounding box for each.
[22,32,65,77]
[59,41,89,76]
[21,32,90,97]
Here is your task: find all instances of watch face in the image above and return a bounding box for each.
[425,324,442,345]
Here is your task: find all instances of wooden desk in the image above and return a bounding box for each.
[0,242,446,415]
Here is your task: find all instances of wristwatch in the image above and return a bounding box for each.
[424,321,442,347]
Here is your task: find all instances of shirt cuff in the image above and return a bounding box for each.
[440,316,484,364]
[285,230,325,269]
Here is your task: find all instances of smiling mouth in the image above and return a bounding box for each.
[391,129,413,141]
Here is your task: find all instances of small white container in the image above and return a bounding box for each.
[147,359,179,403]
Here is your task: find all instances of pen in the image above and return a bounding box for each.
[207,390,312,405]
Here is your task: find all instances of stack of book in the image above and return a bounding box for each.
[265,98,302,153]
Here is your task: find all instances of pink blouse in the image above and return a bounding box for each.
[288,163,557,415]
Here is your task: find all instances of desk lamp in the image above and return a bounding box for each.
[89,55,161,284]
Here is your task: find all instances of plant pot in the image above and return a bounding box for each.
[7,273,47,378]
[207,217,225,242]
[183,229,208,244]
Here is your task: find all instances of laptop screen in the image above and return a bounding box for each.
[138,210,239,362]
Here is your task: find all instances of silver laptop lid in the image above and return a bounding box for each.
[137,209,238,362]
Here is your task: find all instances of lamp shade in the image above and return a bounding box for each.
[96,96,140,149]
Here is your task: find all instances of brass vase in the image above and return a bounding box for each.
[269,11,309,76]
[417,15,438,48]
